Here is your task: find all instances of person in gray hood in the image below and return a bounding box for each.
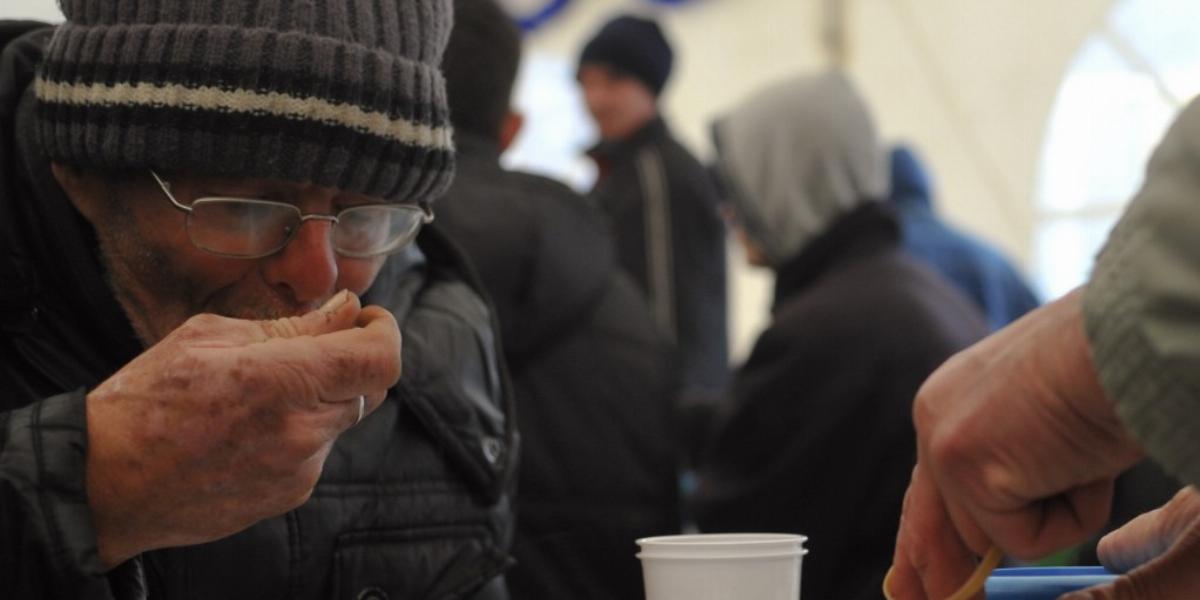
[693,71,988,600]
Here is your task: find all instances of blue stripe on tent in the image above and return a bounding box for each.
[514,0,571,32]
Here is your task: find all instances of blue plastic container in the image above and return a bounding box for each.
[985,567,1117,599]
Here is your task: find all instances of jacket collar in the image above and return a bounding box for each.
[586,116,669,164]
[452,131,505,165]
[771,202,901,311]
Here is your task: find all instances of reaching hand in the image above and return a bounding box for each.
[85,290,402,567]
[1061,487,1200,599]
[887,289,1145,599]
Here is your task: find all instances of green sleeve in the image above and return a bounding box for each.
[1085,98,1200,488]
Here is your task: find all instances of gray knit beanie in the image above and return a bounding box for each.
[35,0,455,206]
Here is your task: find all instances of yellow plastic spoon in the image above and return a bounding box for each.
[883,546,1003,600]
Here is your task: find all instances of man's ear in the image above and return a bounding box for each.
[50,162,103,223]
[498,110,524,153]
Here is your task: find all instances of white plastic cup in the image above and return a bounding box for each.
[637,533,808,600]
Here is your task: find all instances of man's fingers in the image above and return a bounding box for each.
[1062,526,1200,599]
[1061,489,1200,600]
[329,305,403,395]
[1096,505,1173,575]
[887,539,928,600]
[1098,487,1200,573]
[259,290,361,340]
[975,479,1114,562]
[251,304,402,408]
[896,465,982,599]
[204,299,401,452]
[888,477,927,600]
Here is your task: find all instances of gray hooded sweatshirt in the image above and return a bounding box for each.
[696,71,989,600]
[713,70,889,266]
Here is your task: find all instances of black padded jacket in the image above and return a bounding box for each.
[437,134,682,600]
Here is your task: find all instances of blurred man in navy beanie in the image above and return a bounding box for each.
[578,15,729,464]
[580,15,674,97]
[439,1,682,598]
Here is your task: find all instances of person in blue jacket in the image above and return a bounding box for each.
[888,144,1040,330]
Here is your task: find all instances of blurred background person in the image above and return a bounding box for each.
[576,14,730,459]
[888,144,1041,330]
[694,71,988,600]
[437,2,682,599]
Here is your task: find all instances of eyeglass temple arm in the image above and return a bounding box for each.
[149,169,194,214]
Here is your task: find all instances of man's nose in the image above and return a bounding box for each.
[262,218,339,306]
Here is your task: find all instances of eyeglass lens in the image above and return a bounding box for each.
[185,199,425,258]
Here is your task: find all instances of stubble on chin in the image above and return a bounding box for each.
[98,237,200,347]
[99,248,315,347]
[99,238,312,344]
[91,200,204,347]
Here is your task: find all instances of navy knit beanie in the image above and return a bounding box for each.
[35,0,455,206]
[579,15,673,96]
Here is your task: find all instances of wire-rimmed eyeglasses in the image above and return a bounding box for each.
[149,170,433,259]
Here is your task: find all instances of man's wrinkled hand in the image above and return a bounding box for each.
[887,289,1145,599]
[85,290,402,568]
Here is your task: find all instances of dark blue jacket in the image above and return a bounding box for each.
[889,145,1040,330]
[587,118,729,401]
